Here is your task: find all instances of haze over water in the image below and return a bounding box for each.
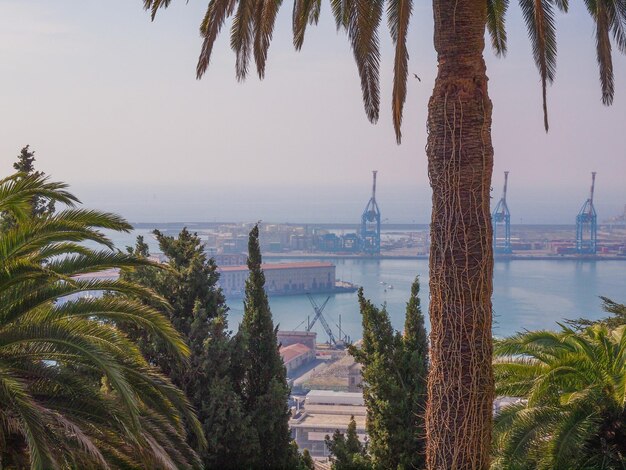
[106,229,626,342]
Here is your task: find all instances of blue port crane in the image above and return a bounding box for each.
[360,171,381,254]
[492,171,512,254]
[576,172,598,255]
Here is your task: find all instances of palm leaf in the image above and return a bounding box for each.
[518,0,558,131]
[293,0,322,50]
[387,0,413,143]
[231,0,257,81]
[253,0,283,78]
[197,0,236,79]
[487,0,510,56]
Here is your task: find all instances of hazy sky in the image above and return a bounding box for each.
[1,1,625,223]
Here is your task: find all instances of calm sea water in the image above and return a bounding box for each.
[104,229,626,341]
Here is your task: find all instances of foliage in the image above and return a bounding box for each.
[349,277,428,470]
[0,173,203,469]
[566,296,626,330]
[143,0,626,137]
[492,324,626,469]
[121,230,257,469]
[141,2,626,468]
[237,224,298,469]
[1,146,56,231]
[301,448,315,470]
[325,416,372,470]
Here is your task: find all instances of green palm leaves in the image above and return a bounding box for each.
[493,324,626,469]
[144,0,626,137]
[0,173,203,469]
[145,0,413,143]
[489,0,626,130]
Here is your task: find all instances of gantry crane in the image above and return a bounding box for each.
[576,172,598,255]
[492,171,512,254]
[306,294,336,346]
[360,171,381,254]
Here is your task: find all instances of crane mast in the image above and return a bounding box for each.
[576,172,598,255]
[360,170,381,254]
[492,171,512,254]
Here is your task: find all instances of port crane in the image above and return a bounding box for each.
[360,171,381,254]
[492,171,512,254]
[306,294,337,346]
[576,172,598,254]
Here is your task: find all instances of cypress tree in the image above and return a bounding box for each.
[398,276,428,469]
[238,224,295,469]
[121,230,257,469]
[348,276,428,469]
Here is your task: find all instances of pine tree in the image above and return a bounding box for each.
[238,224,295,469]
[1,145,55,231]
[348,277,428,469]
[121,230,256,468]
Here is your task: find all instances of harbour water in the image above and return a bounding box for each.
[225,258,626,342]
[104,229,626,342]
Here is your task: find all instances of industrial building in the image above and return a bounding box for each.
[290,390,367,457]
[217,262,336,297]
[280,343,315,375]
[278,331,317,350]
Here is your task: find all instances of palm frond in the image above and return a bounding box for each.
[595,0,616,104]
[487,0,510,56]
[387,0,413,143]
[330,0,352,30]
[518,0,558,131]
[293,0,322,50]
[0,174,77,221]
[346,0,384,124]
[143,0,173,21]
[197,0,237,79]
[230,0,257,81]
[254,0,284,78]
[0,173,201,467]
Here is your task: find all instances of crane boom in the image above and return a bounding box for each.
[306,294,335,345]
[590,171,596,204]
[503,171,509,202]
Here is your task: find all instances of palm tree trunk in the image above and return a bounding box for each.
[425,0,494,468]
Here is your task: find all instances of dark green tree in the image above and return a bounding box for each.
[237,224,296,469]
[301,448,315,470]
[349,277,428,470]
[13,145,55,218]
[1,146,55,231]
[122,229,257,469]
[325,416,371,470]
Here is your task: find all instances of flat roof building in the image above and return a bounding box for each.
[290,390,367,457]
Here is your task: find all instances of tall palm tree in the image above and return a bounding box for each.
[493,324,626,469]
[143,1,626,467]
[0,173,204,469]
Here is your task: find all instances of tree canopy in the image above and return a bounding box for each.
[493,323,626,469]
[349,277,428,469]
[0,173,202,469]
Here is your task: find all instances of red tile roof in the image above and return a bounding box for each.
[280,343,312,363]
